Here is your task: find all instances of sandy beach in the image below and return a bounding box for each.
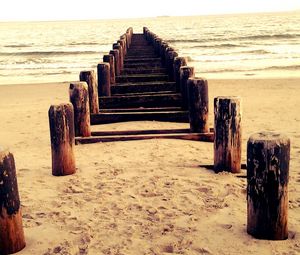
[0,78,299,254]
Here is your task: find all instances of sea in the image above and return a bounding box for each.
[0,11,299,85]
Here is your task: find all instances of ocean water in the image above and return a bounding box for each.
[0,12,299,85]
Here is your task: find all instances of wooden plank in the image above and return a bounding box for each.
[123,62,163,68]
[124,57,161,63]
[75,132,214,144]
[113,91,175,96]
[121,68,167,75]
[90,111,189,124]
[116,74,168,83]
[99,93,182,109]
[91,128,191,136]
[99,107,182,113]
[111,81,176,94]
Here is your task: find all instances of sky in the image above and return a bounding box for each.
[1,0,300,21]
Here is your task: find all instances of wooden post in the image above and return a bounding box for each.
[113,44,123,71]
[247,132,290,240]
[109,49,120,76]
[214,96,242,173]
[79,70,99,114]
[118,39,126,57]
[103,54,116,84]
[48,103,76,176]
[97,63,111,97]
[166,50,178,81]
[180,66,195,110]
[0,149,26,255]
[174,57,187,91]
[69,82,91,137]
[187,78,209,133]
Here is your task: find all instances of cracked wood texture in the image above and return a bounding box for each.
[247,132,290,240]
[69,82,91,137]
[0,149,25,254]
[48,103,76,176]
[79,70,99,114]
[187,78,209,133]
[214,96,242,173]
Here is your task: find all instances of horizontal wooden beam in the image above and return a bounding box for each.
[75,132,214,144]
[111,81,175,94]
[99,93,182,109]
[124,57,161,63]
[91,111,189,124]
[99,107,182,113]
[121,68,167,75]
[123,62,163,68]
[91,128,191,136]
[116,74,168,83]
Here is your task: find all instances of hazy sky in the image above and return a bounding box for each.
[1,0,299,21]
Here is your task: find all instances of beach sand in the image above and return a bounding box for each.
[0,78,299,255]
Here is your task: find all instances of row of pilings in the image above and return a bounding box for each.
[0,27,291,254]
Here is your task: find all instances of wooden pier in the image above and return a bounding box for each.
[75,27,214,144]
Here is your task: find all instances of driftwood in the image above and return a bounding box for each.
[48,103,76,176]
[247,132,290,240]
[214,96,241,173]
[0,148,26,254]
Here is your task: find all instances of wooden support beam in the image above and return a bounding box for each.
[111,81,176,94]
[187,78,209,133]
[123,62,163,69]
[97,63,111,97]
[0,148,26,255]
[75,132,214,144]
[116,74,168,83]
[247,132,290,240]
[124,57,161,63]
[121,67,167,75]
[99,93,182,109]
[91,128,190,136]
[214,96,242,173]
[79,70,99,114]
[48,103,76,176]
[69,82,91,137]
[99,107,182,113]
[103,54,116,84]
[90,111,189,124]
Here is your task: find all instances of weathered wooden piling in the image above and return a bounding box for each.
[109,49,120,76]
[118,39,127,57]
[214,96,242,173]
[48,103,76,176]
[187,78,209,133]
[79,70,99,114]
[0,148,26,255]
[180,66,195,110]
[247,132,290,240]
[97,63,111,97]
[174,57,187,91]
[103,54,116,84]
[69,82,91,137]
[113,44,123,71]
[166,50,178,81]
